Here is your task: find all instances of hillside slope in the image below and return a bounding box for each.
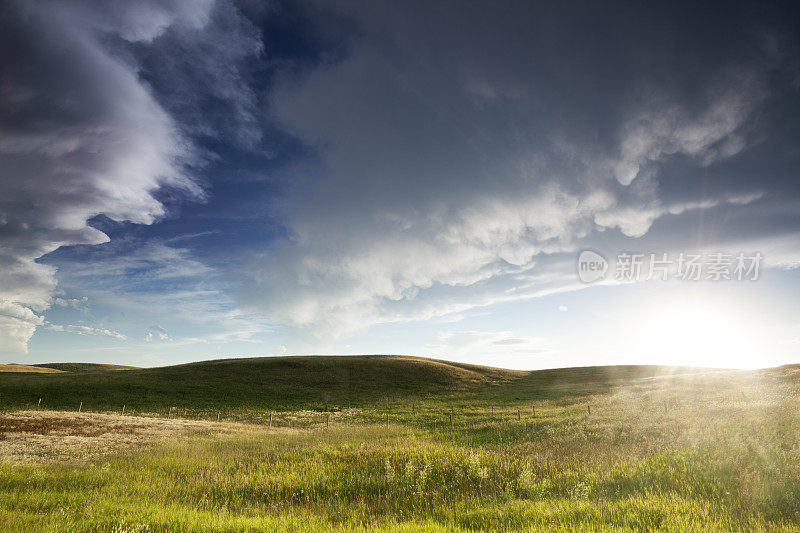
[0,364,64,374]
[32,363,138,372]
[0,355,520,412]
[0,354,770,413]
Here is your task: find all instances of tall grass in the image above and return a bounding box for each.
[1,368,800,531]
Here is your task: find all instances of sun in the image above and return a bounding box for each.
[633,300,762,369]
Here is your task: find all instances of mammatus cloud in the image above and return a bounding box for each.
[594,192,765,238]
[3,0,798,358]
[236,2,789,339]
[612,69,767,186]
[0,0,261,353]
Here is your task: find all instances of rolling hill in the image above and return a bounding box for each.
[32,363,139,372]
[0,364,64,373]
[0,354,756,414]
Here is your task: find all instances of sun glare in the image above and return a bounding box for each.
[634,301,763,369]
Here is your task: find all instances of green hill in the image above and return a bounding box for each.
[32,363,138,373]
[0,355,748,415]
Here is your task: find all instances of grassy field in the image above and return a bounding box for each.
[0,356,799,531]
[0,364,64,374]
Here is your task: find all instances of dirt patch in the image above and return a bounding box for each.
[0,415,112,437]
[0,410,263,464]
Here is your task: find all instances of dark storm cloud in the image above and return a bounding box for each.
[237,0,800,335]
[131,0,265,148]
[2,0,799,352]
[0,0,261,352]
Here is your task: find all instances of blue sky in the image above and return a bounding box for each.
[1,0,799,369]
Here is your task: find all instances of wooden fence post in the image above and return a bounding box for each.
[38,398,41,407]
[326,413,329,428]
[78,402,82,413]
[121,405,125,416]
[587,405,591,415]
[449,412,453,428]
[269,412,272,428]
[517,409,521,421]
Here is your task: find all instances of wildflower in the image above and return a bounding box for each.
[468,453,489,480]
[404,460,416,480]
[384,458,395,482]
[518,467,536,492]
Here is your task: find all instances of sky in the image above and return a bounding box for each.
[1,0,799,370]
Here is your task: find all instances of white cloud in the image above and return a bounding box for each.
[613,69,766,186]
[425,330,549,365]
[0,0,262,355]
[49,236,271,348]
[44,322,127,340]
[0,301,45,353]
[236,3,780,340]
[3,0,794,359]
[594,192,765,238]
[239,186,615,335]
[0,0,216,353]
[52,297,90,312]
[145,325,172,343]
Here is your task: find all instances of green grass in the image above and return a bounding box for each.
[0,355,724,416]
[31,363,139,373]
[1,356,800,531]
[0,355,521,414]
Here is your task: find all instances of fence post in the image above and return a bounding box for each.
[449,412,453,428]
[78,402,82,413]
[517,409,521,421]
[386,413,389,428]
[326,413,329,428]
[587,405,591,415]
[269,412,272,428]
[121,405,125,416]
[38,398,41,407]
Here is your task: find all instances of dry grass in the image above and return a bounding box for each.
[0,410,279,464]
[0,364,64,373]
[1,360,799,530]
